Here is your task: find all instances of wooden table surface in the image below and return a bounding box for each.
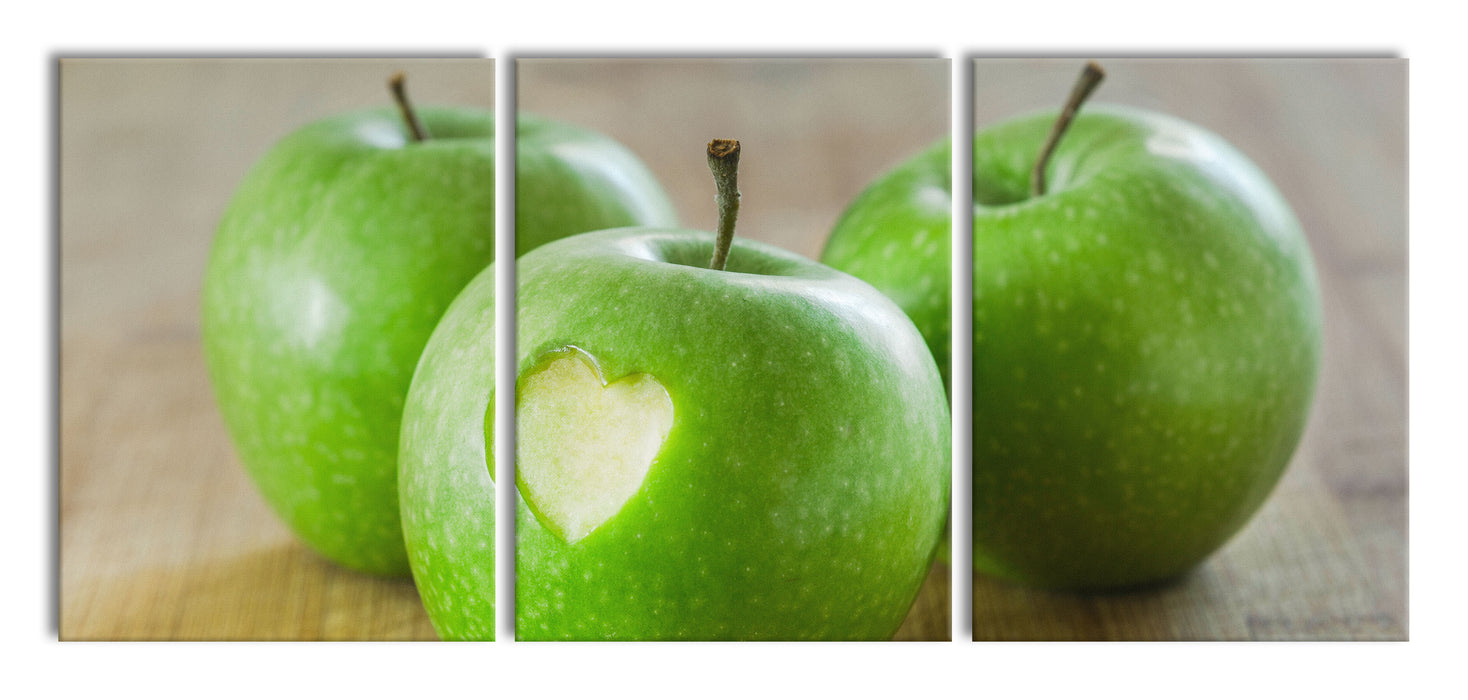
[58,57,1405,642]
[967,59,1407,640]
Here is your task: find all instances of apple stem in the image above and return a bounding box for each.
[1030,61,1105,197]
[706,139,741,271]
[389,72,431,143]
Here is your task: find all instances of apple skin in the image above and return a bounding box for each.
[396,259,499,639]
[821,138,952,390]
[203,108,675,577]
[970,105,1323,589]
[821,139,955,566]
[399,228,951,640]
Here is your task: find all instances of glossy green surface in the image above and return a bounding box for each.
[398,261,498,639]
[515,115,679,255]
[203,107,496,576]
[971,106,1322,589]
[822,139,952,390]
[506,229,949,640]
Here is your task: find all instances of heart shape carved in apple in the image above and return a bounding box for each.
[516,347,674,543]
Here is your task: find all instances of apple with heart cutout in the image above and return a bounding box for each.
[202,75,676,577]
[398,140,951,640]
[968,63,1323,589]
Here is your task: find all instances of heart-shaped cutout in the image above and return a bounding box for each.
[516,347,674,543]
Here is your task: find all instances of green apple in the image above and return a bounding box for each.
[512,229,949,640]
[821,138,952,390]
[396,258,499,638]
[203,91,675,576]
[202,103,495,576]
[400,140,950,638]
[821,140,954,567]
[970,98,1323,589]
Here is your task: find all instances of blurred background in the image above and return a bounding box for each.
[517,59,949,262]
[60,58,492,640]
[969,58,1407,640]
[517,58,952,641]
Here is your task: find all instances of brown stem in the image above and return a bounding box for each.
[388,72,430,143]
[1030,61,1105,197]
[706,139,741,271]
